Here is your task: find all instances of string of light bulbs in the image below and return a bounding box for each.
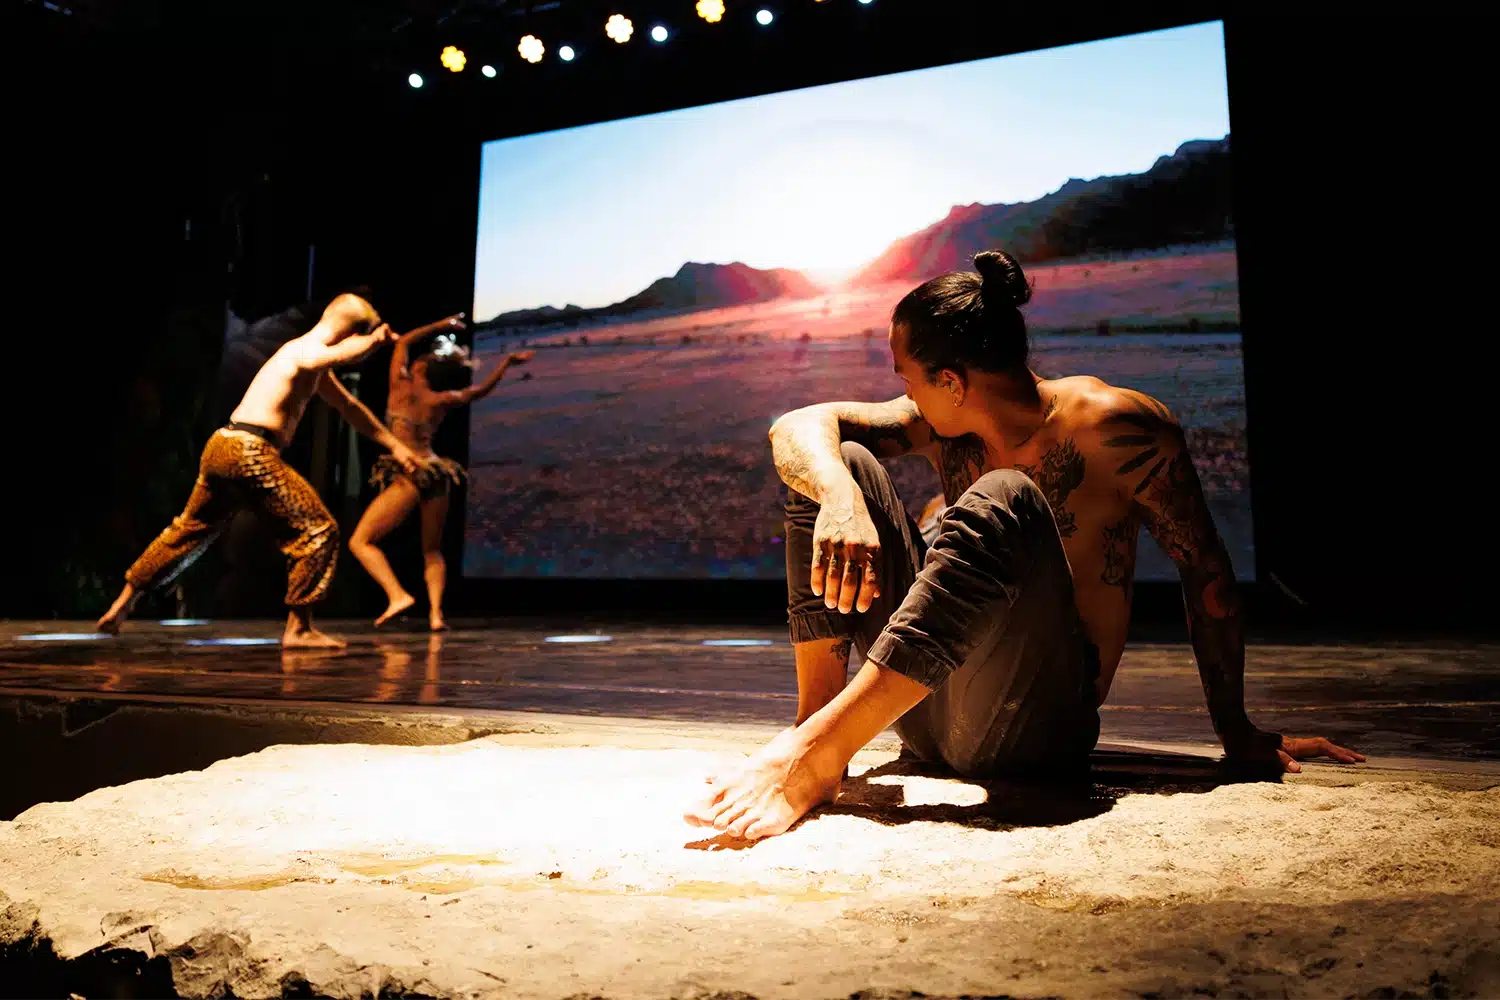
[407,0,875,88]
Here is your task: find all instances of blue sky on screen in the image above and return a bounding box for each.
[473,21,1229,320]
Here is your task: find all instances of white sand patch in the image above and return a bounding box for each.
[3,738,1497,999]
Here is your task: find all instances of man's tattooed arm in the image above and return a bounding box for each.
[838,398,929,459]
[770,398,932,501]
[1102,392,1278,756]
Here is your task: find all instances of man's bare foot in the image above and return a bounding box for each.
[282,626,347,649]
[429,614,449,632]
[374,593,416,628]
[684,727,844,841]
[96,584,138,635]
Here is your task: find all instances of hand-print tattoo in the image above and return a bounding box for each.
[1101,393,1175,496]
[936,434,988,503]
[1100,513,1136,595]
[1016,438,1086,537]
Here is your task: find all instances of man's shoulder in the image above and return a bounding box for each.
[1045,379,1185,476]
[1047,377,1174,430]
[256,338,324,382]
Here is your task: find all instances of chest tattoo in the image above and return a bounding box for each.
[1016,438,1086,537]
[937,434,988,503]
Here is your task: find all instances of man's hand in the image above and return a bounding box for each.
[811,487,882,614]
[508,350,535,366]
[389,442,424,476]
[1276,735,1366,773]
[1225,728,1366,773]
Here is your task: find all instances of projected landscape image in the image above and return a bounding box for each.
[464,22,1253,581]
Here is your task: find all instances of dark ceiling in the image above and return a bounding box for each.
[17,0,1222,105]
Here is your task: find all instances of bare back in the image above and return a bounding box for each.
[826,377,1225,700]
[228,340,327,447]
[385,370,458,457]
[926,377,1147,691]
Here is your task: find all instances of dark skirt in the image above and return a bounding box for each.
[368,455,466,500]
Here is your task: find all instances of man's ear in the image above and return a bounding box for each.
[938,369,966,407]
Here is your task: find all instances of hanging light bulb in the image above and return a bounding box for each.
[605,14,634,43]
[518,34,545,63]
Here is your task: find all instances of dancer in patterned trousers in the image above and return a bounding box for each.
[97,293,431,648]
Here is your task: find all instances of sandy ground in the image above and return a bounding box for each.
[2,722,1498,998]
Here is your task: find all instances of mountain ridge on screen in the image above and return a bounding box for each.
[851,135,1233,286]
[482,261,818,331]
[479,135,1231,333]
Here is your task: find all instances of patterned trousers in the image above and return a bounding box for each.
[125,428,339,607]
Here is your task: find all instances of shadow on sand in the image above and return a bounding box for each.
[684,743,1282,850]
[827,742,1282,832]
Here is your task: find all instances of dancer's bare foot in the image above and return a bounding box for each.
[96,583,138,635]
[283,608,346,649]
[684,727,844,841]
[282,626,347,649]
[374,593,416,628]
[428,613,449,632]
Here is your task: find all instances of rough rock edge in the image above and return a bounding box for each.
[2,911,1488,1000]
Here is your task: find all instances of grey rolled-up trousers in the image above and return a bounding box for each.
[785,442,1101,777]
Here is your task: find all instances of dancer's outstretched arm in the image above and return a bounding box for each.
[392,313,467,382]
[439,350,534,407]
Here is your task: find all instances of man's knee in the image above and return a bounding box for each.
[954,469,1052,532]
[838,441,886,488]
[925,468,1060,588]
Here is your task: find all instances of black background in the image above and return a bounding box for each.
[5,3,1492,634]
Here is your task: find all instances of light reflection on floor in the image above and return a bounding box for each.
[1,621,1497,761]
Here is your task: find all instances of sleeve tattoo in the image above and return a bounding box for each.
[771,399,927,501]
[773,433,824,502]
[837,399,921,459]
[1102,395,1277,754]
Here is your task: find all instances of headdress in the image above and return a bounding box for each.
[426,333,478,369]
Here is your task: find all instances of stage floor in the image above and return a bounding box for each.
[3,620,1499,998]
[2,619,1498,762]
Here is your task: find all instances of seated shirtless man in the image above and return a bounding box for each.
[96,293,427,648]
[686,249,1364,841]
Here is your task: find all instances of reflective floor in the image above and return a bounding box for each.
[2,620,1498,761]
